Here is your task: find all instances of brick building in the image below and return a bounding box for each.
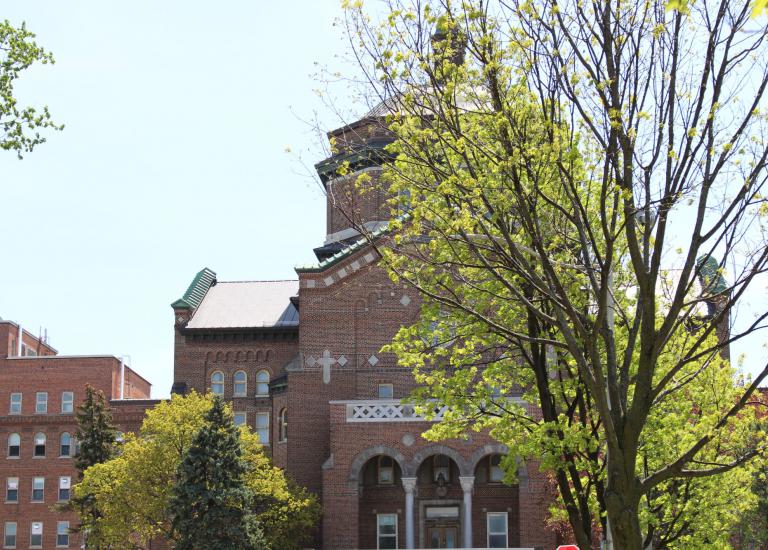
[0,319,154,549]
[169,115,556,549]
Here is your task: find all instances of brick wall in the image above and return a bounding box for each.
[0,355,155,550]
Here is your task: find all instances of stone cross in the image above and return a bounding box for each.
[317,350,336,384]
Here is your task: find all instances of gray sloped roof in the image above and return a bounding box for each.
[186,280,299,329]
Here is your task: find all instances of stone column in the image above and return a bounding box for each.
[402,477,418,549]
[459,476,475,549]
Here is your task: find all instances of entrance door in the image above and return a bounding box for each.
[428,526,458,548]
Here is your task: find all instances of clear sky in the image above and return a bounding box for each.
[1,1,351,397]
[2,2,766,399]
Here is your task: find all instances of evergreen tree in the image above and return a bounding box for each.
[74,384,118,475]
[170,396,266,550]
[71,384,119,547]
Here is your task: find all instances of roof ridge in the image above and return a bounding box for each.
[171,267,216,310]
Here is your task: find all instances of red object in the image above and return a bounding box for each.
[557,546,580,550]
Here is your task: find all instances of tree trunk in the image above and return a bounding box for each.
[605,468,644,550]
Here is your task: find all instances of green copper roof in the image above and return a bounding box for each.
[296,220,397,273]
[696,255,728,295]
[315,138,395,184]
[171,267,217,309]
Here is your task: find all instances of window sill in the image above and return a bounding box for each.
[6,456,19,460]
[32,456,45,459]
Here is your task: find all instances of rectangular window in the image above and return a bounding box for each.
[58,477,71,501]
[256,413,269,445]
[29,522,42,548]
[5,478,18,503]
[489,455,505,483]
[3,522,16,549]
[487,512,508,548]
[35,392,47,414]
[233,412,246,426]
[376,514,397,550]
[32,477,44,502]
[61,392,74,414]
[9,393,21,415]
[378,456,394,484]
[33,433,46,457]
[56,521,69,547]
[378,383,393,399]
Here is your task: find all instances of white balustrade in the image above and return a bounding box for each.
[331,400,450,422]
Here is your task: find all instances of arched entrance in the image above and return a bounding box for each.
[415,453,464,548]
[357,453,406,550]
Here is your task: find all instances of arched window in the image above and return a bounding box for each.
[278,408,287,442]
[33,433,46,457]
[7,433,20,457]
[211,371,224,396]
[256,370,270,396]
[60,432,72,457]
[233,370,247,397]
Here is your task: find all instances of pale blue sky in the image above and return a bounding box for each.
[1,1,350,397]
[2,2,766,399]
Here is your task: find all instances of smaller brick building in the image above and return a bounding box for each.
[0,319,154,550]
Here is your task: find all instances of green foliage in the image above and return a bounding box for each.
[342,1,768,547]
[170,397,266,550]
[0,20,62,157]
[70,384,119,541]
[74,392,319,549]
[75,385,119,475]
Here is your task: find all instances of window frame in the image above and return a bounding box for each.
[31,477,44,502]
[33,432,46,458]
[61,391,74,414]
[210,371,224,396]
[7,433,20,458]
[233,412,247,427]
[255,370,270,396]
[488,454,505,483]
[377,383,394,399]
[60,432,72,458]
[56,521,69,548]
[8,393,21,415]
[233,370,247,397]
[255,412,270,445]
[35,392,47,414]
[376,513,398,550]
[5,478,18,503]
[487,512,509,548]
[58,477,71,502]
[377,455,395,485]
[29,522,42,549]
[3,521,16,549]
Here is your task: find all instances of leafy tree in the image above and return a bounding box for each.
[169,396,266,550]
[338,1,768,548]
[0,20,62,157]
[74,392,319,549]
